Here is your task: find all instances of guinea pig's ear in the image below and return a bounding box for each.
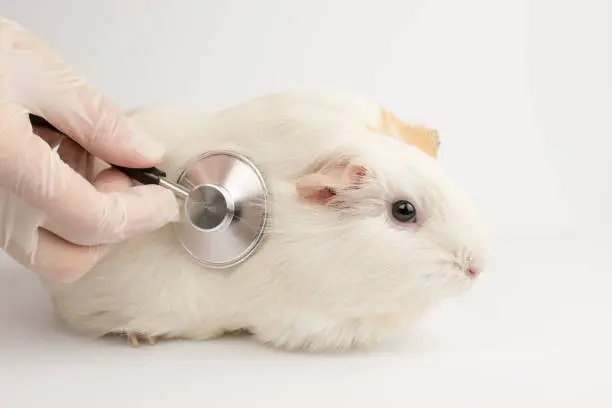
[295,162,367,205]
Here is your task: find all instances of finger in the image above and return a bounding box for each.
[0,104,179,245]
[93,168,134,192]
[5,227,110,283]
[1,17,165,167]
[42,183,180,246]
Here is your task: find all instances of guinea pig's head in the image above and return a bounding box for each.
[253,129,489,326]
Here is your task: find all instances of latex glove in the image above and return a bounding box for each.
[0,17,179,282]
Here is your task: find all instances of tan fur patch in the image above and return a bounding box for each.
[368,108,440,159]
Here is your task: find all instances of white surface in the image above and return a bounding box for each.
[2,232,611,407]
[1,0,611,407]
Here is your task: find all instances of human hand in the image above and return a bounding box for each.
[0,17,179,282]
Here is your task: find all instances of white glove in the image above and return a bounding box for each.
[0,17,179,282]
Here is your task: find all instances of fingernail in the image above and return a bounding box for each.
[129,121,166,162]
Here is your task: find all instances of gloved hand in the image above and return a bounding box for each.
[0,17,179,282]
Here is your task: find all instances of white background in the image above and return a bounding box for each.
[1,0,611,407]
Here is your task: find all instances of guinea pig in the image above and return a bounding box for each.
[44,91,489,352]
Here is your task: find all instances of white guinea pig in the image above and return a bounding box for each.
[45,91,488,352]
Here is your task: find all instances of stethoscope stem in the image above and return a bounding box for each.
[159,178,190,200]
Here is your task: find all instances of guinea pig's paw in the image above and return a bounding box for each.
[251,314,401,353]
[123,332,158,347]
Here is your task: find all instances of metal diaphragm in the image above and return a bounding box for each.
[172,151,269,268]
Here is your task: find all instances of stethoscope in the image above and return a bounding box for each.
[29,114,269,269]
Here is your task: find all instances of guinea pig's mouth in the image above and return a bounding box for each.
[431,261,481,297]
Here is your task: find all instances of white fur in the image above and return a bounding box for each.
[44,91,489,352]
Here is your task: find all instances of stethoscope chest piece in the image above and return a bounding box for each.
[172,151,269,268]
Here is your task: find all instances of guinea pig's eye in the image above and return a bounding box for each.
[391,200,417,223]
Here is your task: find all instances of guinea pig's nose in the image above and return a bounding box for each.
[462,255,481,279]
[465,266,480,279]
